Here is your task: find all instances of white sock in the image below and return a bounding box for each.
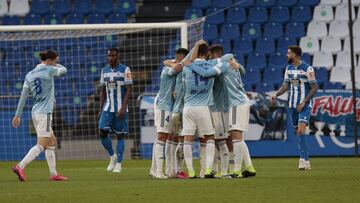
[199,142,206,176]
[170,142,177,175]
[45,146,58,176]
[150,141,157,174]
[155,141,165,174]
[18,145,44,169]
[183,141,194,172]
[175,143,184,173]
[233,139,243,172]
[212,147,219,173]
[218,140,229,175]
[205,140,215,170]
[239,141,253,167]
[229,151,234,172]
[165,141,172,175]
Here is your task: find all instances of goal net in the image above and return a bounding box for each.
[0,19,204,161]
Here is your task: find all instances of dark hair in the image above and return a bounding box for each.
[198,43,209,57]
[209,44,224,56]
[39,49,58,61]
[175,48,189,56]
[288,45,302,57]
[108,47,120,53]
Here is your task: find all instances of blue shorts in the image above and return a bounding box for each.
[289,107,311,128]
[98,111,128,134]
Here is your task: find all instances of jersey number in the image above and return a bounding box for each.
[33,77,42,96]
[192,71,208,86]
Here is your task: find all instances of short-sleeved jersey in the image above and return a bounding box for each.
[283,61,317,108]
[155,66,177,111]
[222,64,249,107]
[211,73,230,112]
[172,71,185,113]
[100,64,132,113]
[24,64,63,114]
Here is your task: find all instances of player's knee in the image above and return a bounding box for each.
[99,129,109,137]
[116,133,126,140]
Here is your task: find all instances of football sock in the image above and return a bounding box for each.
[199,142,206,176]
[218,140,229,175]
[298,135,309,161]
[165,141,172,175]
[45,146,57,176]
[150,141,157,173]
[19,144,44,169]
[205,140,215,171]
[183,141,194,173]
[100,136,114,156]
[155,140,165,173]
[175,142,184,173]
[170,142,177,174]
[232,139,243,172]
[116,137,125,163]
[239,140,253,167]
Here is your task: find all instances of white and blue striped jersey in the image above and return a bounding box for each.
[173,71,185,113]
[284,61,317,108]
[155,66,177,112]
[100,64,132,113]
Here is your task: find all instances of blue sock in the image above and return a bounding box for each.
[101,136,114,156]
[117,138,125,163]
[298,135,309,161]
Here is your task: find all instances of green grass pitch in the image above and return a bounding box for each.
[0,158,359,203]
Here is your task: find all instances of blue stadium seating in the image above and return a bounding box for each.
[1,15,21,25]
[44,14,63,24]
[31,0,51,16]
[95,0,114,15]
[324,82,343,90]
[184,8,203,20]
[23,13,42,25]
[212,0,233,8]
[234,0,254,8]
[53,0,72,15]
[117,0,136,15]
[256,0,276,8]
[61,107,80,124]
[220,23,240,40]
[264,22,283,39]
[192,0,212,9]
[243,68,261,87]
[226,7,246,25]
[212,38,231,53]
[277,0,297,7]
[314,67,328,85]
[242,23,261,40]
[269,52,288,69]
[65,13,85,24]
[298,0,320,7]
[108,13,127,23]
[270,6,290,23]
[233,37,253,55]
[256,82,275,92]
[248,6,268,24]
[247,52,267,70]
[263,67,284,87]
[203,23,219,41]
[302,53,311,64]
[255,37,275,55]
[87,13,106,24]
[205,7,225,25]
[233,53,245,65]
[74,0,93,15]
[285,22,305,39]
[277,37,297,53]
[291,6,312,23]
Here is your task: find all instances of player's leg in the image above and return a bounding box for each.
[297,107,311,170]
[289,108,306,169]
[46,132,68,181]
[113,113,128,173]
[227,135,234,174]
[98,112,116,171]
[213,111,230,177]
[165,133,174,177]
[199,137,207,178]
[181,107,197,178]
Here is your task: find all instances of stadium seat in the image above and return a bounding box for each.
[320,0,341,6]
[312,52,334,69]
[321,36,341,54]
[108,12,127,23]
[247,52,267,70]
[256,82,275,92]
[30,0,50,16]
[314,67,328,85]
[255,37,275,55]
[277,0,297,7]
[0,0,8,17]
[226,7,246,25]
[298,0,320,6]
[336,51,356,68]
[255,0,275,8]
[242,23,261,40]
[302,53,312,64]
[285,22,305,39]
[53,0,72,15]
[335,3,355,21]
[87,13,106,24]
[212,38,231,53]
[353,19,360,36]
[264,22,283,40]
[343,36,360,54]
[234,0,255,8]
[307,21,328,38]
[117,0,136,15]
[329,20,349,39]
[212,0,233,8]
[220,23,240,40]
[203,23,218,41]
[191,0,211,9]
[44,14,63,25]
[268,52,287,69]
[95,0,114,15]
[205,7,225,25]
[8,0,29,17]
[243,68,261,87]
[74,0,93,15]
[233,37,253,55]
[277,37,297,53]
[23,13,42,25]
[291,6,312,23]
[184,8,203,20]
[324,82,343,89]
[1,15,20,25]
[313,5,333,23]
[65,13,85,24]
[248,6,268,24]
[299,37,320,55]
[330,66,351,84]
[270,6,290,24]
[263,67,283,87]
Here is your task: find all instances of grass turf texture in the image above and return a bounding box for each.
[0,158,359,203]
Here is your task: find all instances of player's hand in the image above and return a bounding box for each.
[229,59,240,70]
[270,95,277,103]
[12,116,21,128]
[117,107,126,119]
[196,39,207,46]
[246,92,253,99]
[182,60,191,66]
[175,64,183,73]
[297,102,305,113]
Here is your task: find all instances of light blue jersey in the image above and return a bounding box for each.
[172,71,185,113]
[155,66,177,111]
[211,74,229,112]
[15,64,67,116]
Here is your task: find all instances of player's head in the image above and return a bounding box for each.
[198,43,209,59]
[209,44,224,59]
[107,47,120,67]
[287,45,302,64]
[175,48,189,62]
[39,49,58,65]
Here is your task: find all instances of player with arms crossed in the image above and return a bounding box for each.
[98,48,132,173]
[271,46,318,170]
[12,49,68,181]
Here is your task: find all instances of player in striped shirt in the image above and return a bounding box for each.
[12,49,68,181]
[271,46,318,170]
[98,48,132,173]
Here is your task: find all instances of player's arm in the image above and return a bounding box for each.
[188,62,223,78]
[98,69,106,118]
[297,67,319,112]
[271,67,289,102]
[54,64,67,76]
[118,67,133,118]
[12,80,30,128]
[189,39,207,62]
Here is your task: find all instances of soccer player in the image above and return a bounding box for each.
[12,49,68,181]
[271,46,318,170]
[98,48,132,173]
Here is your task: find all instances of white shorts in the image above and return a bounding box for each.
[154,106,173,134]
[32,113,53,138]
[181,106,215,137]
[211,111,229,140]
[228,103,250,132]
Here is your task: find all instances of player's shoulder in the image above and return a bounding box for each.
[301,62,314,71]
[117,63,130,72]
